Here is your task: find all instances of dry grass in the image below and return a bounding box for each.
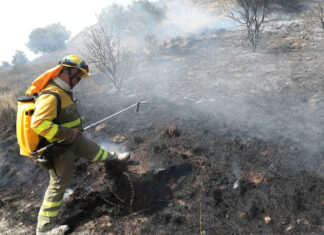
[0,92,18,131]
[0,62,56,132]
[0,61,114,132]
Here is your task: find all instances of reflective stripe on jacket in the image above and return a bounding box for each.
[31,82,82,142]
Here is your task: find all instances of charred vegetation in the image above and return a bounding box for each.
[0,1,324,234]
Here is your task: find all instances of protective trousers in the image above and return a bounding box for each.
[36,135,118,232]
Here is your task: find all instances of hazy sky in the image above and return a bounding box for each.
[0,0,234,64]
[0,0,133,63]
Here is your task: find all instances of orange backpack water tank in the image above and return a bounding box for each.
[16,96,40,157]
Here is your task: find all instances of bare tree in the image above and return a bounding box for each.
[311,1,324,30]
[224,0,273,52]
[144,33,160,56]
[84,24,134,91]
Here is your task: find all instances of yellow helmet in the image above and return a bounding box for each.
[58,55,89,78]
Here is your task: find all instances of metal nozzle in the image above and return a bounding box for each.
[136,102,140,112]
[135,101,148,112]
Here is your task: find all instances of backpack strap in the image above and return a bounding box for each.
[39,91,61,122]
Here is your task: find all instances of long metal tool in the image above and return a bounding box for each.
[31,101,147,156]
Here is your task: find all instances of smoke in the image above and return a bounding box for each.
[77,1,323,175]
[195,89,323,169]
[63,188,74,201]
[99,141,127,155]
[96,0,238,49]
[160,0,237,39]
[232,154,241,189]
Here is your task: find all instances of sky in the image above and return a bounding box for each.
[0,0,235,64]
[0,0,134,63]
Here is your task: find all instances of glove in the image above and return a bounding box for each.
[34,154,53,170]
[117,152,130,162]
[55,126,82,143]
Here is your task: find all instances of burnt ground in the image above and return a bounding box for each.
[1,10,324,235]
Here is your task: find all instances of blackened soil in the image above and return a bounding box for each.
[1,10,324,234]
[1,98,322,235]
[61,104,324,234]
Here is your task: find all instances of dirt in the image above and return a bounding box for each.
[1,6,324,235]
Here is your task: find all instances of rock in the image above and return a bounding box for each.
[264,216,271,224]
[165,125,180,137]
[112,134,126,143]
[286,225,293,231]
[244,172,264,184]
[238,212,246,218]
[95,123,107,132]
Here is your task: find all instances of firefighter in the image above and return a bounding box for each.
[28,55,130,235]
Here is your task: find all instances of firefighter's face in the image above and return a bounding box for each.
[70,68,83,87]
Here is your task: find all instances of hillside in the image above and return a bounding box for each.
[0,1,323,234]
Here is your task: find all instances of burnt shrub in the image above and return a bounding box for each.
[273,0,307,13]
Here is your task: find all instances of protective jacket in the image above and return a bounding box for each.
[33,80,119,232]
[31,81,82,143]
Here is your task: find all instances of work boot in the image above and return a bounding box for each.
[117,152,130,162]
[36,225,69,235]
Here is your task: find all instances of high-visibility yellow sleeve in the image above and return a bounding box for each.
[31,94,59,141]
